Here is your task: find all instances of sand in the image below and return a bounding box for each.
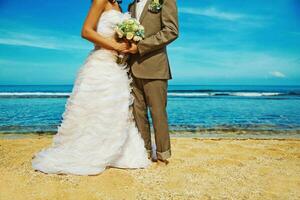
[0,135,299,200]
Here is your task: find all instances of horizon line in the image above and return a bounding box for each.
[0,84,300,87]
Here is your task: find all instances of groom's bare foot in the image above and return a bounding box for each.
[157,159,169,166]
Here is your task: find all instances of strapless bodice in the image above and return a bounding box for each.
[97,10,130,38]
[93,10,130,56]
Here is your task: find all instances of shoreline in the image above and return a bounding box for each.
[1,131,300,140]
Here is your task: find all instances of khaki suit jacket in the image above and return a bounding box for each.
[128,0,179,79]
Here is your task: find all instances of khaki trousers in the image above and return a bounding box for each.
[132,76,171,160]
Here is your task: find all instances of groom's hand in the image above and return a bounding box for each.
[122,43,138,54]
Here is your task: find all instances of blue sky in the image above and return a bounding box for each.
[0,0,299,85]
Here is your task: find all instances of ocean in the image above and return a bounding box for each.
[1,85,300,138]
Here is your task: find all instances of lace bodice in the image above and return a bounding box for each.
[97,10,130,38]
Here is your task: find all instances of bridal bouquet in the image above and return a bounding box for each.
[115,18,145,42]
[114,18,145,64]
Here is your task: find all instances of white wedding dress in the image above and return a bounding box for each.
[32,10,150,175]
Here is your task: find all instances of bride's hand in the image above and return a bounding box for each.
[113,41,130,52]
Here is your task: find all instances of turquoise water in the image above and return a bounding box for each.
[0,85,300,137]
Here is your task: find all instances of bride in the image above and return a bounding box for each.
[32,0,150,175]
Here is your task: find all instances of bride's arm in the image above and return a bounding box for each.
[81,0,128,51]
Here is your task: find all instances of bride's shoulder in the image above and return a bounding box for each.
[91,0,109,6]
[90,0,112,11]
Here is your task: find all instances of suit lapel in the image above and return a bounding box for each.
[139,0,151,23]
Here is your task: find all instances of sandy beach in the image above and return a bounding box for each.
[0,135,299,200]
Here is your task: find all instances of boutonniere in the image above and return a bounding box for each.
[148,0,163,13]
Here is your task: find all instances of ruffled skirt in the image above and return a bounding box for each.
[32,49,150,175]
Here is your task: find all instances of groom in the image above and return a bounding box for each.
[124,0,179,164]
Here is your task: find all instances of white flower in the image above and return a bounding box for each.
[116,30,124,38]
[132,24,139,31]
[138,25,144,31]
[127,19,135,24]
[133,36,142,42]
[126,32,134,40]
[115,27,124,38]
